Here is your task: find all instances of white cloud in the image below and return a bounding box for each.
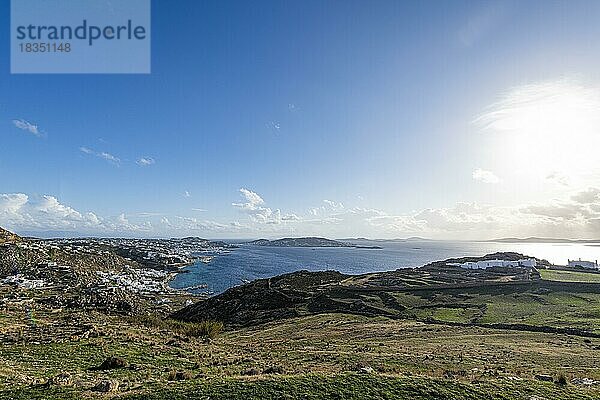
[5,184,600,240]
[472,168,500,184]
[160,217,172,227]
[234,188,264,209]
[294,186,600,240]
[282,213,301,221]
[99,152,120,164]
[137,157,155,166]
[0,193,28,210]
[0,193,150,234]
[310,199,345,216]
[546,171,570,187]
[323,200,344,210]
[12,119,44,138]
[571,188,600,204]
[191,208,207,212]
[136,212,164,217]
[233,188,299,225]
[80,146,121,166]
[475,79,600,134]
[412,188,600,239]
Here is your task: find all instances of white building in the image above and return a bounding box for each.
[459,258,536,270]
[567,258,599,269]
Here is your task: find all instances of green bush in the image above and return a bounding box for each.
[181,320,224,338]
[555,372,567,386]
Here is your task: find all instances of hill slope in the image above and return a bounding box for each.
[172,252,544,327]
[0,227,20,243]
[247,237,352,247]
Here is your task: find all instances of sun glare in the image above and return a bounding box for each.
[477,80,600,180]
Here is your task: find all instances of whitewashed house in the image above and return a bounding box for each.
[567,259,599,270]
[459,258,536,270]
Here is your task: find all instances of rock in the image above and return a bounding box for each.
[359,366,375,374]
[48,373,73,387]
[572,377,596,386]
[80,325,102,339]
[95,356,127,370]
[93,380,119,392]
[241,368,261,376]
[263,365,283,374]
[534,374,553,382]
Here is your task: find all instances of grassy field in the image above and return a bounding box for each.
[2,304,600,399]
[3,374,598,400]
[4,268,600,399]
[540,269,600,283]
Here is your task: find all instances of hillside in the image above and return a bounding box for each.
[3,244,600,398]
[0,227,20,243]
[171,252,544,327]
[3,250,600,399]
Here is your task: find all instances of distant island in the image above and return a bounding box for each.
[338,236,431,242]
[489,237,600,244]
[247,237,382,249]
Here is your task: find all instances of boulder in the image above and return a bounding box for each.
[93,380,119,392]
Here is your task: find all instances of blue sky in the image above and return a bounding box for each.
[2,0,600,239]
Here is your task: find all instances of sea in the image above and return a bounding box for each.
[169,240,600,295]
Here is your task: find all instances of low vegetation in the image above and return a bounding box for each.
[3,243,600,399]
[540,268,600,283]
[133,315,223,339]
[2,310,600,399]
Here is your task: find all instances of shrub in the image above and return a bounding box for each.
[133,315,223,339]
[180,320,224,339]
[167,370,192,381]
[95,356,128,370]
[555,372,568,386]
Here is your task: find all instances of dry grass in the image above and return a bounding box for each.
[133,314,223,338]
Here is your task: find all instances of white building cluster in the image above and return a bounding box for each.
[567,259,599,270]
[458,258,537,270]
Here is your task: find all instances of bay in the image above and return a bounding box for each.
[170,240,600,295]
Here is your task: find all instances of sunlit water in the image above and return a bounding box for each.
[170,240,600,295]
